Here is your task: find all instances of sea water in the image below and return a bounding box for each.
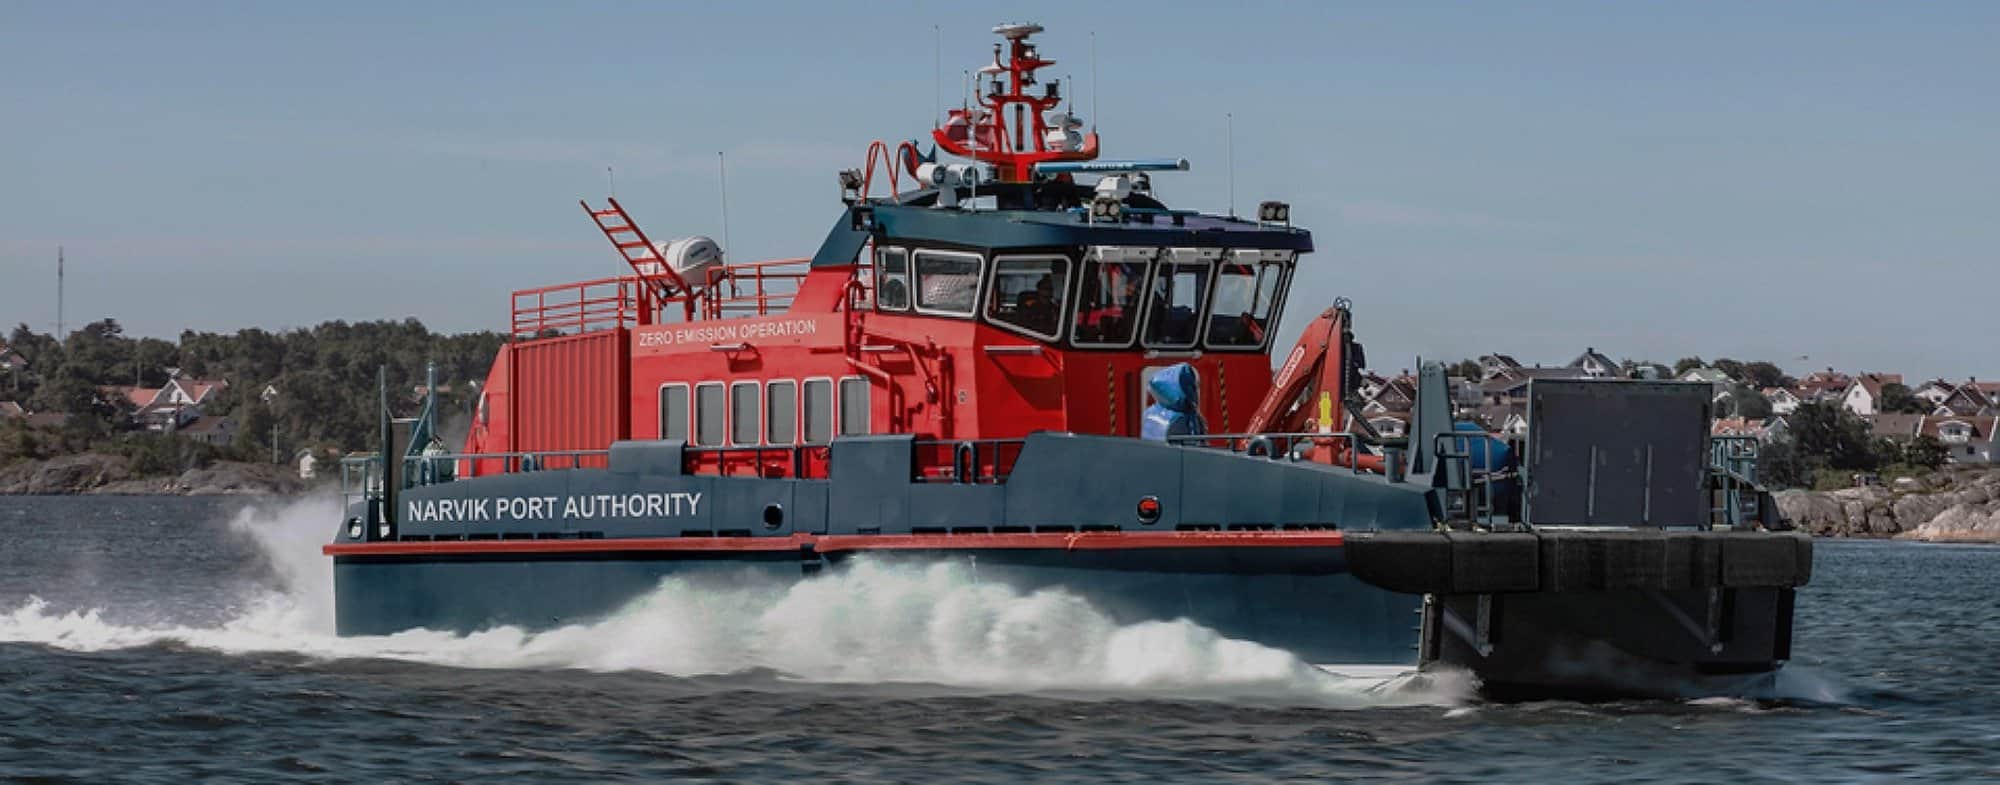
[0,496,1994,782]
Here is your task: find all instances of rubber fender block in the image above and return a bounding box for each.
[1659,532,1716,590]
[1598,531,1667,590]
[1791,533,1814,586]
[1445,532,1539,593]
[1719,533,1806,588]
[1678,532,1723,589]
[1538,531,1606,593]
[1342,531,1452,595]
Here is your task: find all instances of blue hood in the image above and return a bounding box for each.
[1148,363,1201,413]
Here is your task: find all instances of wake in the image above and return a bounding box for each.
[0,496,1469,709]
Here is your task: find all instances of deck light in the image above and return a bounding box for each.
[1137,495,1162,524]
[346,517,364,539]
[838,168,864,204]
[1258,200,1290,224]
[1090,195,1123,223]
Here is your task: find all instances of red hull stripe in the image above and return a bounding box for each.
[322,530,1342,557]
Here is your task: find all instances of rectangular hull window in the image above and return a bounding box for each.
[1073,249,1155,348]
[838,376,870,436]
[803,378,834,444]
[985,255,1071,341]
[1142,252,1216,349]
[695,383,724,446]
[1205,252,1291,350]
[766,380,798,445]
[875,248,910,311]
[659,384,689,441]
[731,382,761,445]
[914,250,981,317]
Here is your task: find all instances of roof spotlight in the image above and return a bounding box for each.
[1258,200,1291,225]
[838,168,864,204]
[1090,195,1124,223]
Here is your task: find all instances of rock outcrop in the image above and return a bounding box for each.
[0,454,318,496]
[1773,468,2000,543]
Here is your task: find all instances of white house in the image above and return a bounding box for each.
[1761,387,1801,415]
[1840,373,1903,417]
[1921,415,1999,464]
[1678,367,1734,397]
[1566,348,1620,378]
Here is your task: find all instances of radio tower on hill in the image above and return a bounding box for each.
[56,246,65,340]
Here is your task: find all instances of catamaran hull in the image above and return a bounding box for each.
[330,546,1426,665]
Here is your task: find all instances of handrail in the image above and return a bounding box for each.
[913,437,1028,484]
[1166,431,1367,474]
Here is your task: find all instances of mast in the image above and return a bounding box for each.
[56,246,64,340]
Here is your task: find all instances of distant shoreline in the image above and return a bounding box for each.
[0,453,324,497]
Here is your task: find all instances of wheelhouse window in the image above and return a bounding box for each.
[838,376,870,436]
[984,255,1070,340]
[1141,249,1218,349]
[1204,251,1291,350]
[694,383,724,446]
[802,378,834,445]
[730,382,760,445]
[766,380,797,444]
[913,250,981,317]
[1072,247,1155,348]
[875,247,910,311]
[659,383,689,441]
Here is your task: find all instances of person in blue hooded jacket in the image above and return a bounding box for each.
[1141,363,1207,441]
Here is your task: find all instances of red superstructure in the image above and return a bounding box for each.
[460,23,1329,483]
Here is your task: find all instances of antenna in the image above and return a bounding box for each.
[1226,113,1236,218]
[56,246,64,341]
[933,24,942,128]
[1089,31,1098,131]
[606,166,616,198]
[717,151,731,260]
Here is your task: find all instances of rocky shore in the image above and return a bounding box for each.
[0,453,322,496]
[1774,468,2000,543]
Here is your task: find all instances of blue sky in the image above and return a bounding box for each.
[3,1,1995,380]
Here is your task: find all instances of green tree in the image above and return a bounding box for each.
[1724,384,1773,420]
[1787,401,1879,472]
[1740,361,1793,389]
[1878,382,1926,414]
[1903,435,1949,470]
[1713,358,1748,382]
[1758,439,1806,489]
[1673,356,1705,376]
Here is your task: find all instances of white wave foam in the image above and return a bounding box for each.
[0,496,1469,709]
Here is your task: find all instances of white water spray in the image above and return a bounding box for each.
[0,496,1469,709]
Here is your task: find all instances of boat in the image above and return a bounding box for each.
[325,23,1812,698]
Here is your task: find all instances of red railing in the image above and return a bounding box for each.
[683,445,833,479]
[511,276,651,339]
[699,258,812,320]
